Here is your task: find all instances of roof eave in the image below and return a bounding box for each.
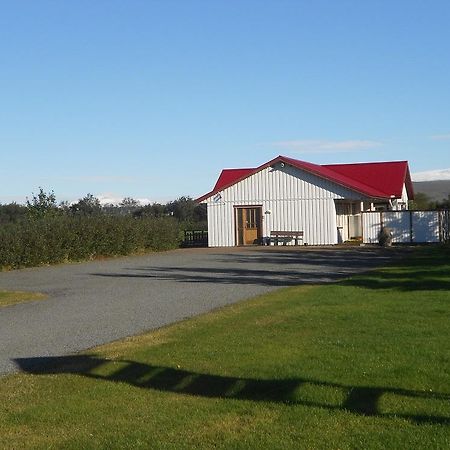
[195,191,215,203]
[404,165,414,200]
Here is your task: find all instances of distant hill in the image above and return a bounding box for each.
[413,180,450,201]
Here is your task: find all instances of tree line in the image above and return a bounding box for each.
[0,188,207,228]
[409,192,450,210]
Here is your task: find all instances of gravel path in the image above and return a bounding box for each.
[0,246,400,376]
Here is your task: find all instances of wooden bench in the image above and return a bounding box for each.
[269,231,304,246]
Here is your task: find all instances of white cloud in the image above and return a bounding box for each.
[136,198,152,205]
[0,195,27,204]
[95,193,151,206]
[412,168,450,182]
[269,139,382,153]
[430,134,450,141]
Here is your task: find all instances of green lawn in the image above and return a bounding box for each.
[0,290,47,308]
[1,246,449,449]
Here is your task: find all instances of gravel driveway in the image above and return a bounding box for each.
[0,246,400,376]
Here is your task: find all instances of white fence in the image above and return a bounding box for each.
[362,210,449,244]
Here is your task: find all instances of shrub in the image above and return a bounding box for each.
[378,226,393,247]
[0,215,180,270]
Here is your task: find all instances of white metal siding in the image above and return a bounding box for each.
[401,184,409,205]
[205,165,368,247]
[207,202,234,247]
[363,212,382,244]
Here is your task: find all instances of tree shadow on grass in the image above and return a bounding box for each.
[342,266,450,292]
[14,355,450,426]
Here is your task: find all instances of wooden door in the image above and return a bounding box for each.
[236,207,262,245]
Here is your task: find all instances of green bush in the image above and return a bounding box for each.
[0,216,180,270]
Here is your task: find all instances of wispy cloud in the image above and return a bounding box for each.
[412,168,450,182]
[430,134,450,141]
[269,139,382,153]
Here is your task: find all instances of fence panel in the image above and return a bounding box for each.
[362,210,448,244]
[383,211,411,243]
[412,211,440,243]
[182,230,208,247]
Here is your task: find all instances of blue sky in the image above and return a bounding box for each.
[1,1,450,204]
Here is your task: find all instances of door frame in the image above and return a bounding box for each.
[234,205,263,246]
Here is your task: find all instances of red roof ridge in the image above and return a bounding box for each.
[278,155,391,197]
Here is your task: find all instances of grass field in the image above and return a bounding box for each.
[0,246,449,449]
[0,290,47,308]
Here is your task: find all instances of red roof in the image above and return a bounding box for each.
[213,168,255,192]
[323,161,413,199]
[196,155,414,202]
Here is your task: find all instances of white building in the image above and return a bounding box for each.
[197,155,414,247]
